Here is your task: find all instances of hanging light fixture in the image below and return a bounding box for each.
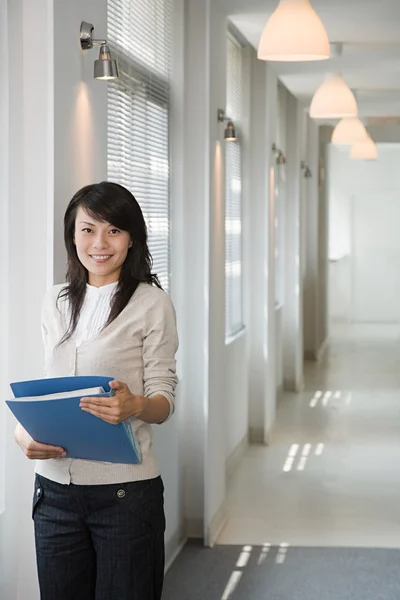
[350,136,378,160]
[309,73,357,119]
[331,117,368,145]
[257,0,330,62]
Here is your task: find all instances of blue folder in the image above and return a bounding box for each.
[6,376,141,464]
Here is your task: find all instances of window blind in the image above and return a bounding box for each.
[107,0,172,291]
[225,35,244,337]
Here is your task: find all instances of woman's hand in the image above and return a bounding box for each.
[79,380,147,425]
[14,423,67,460]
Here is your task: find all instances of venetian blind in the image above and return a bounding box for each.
[225,35,244,337]
[107,0,172,290]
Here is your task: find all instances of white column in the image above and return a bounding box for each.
[1,1,54,599]
[317,126,332,348]
[265,66,278,439]
[247,53,277,443]
[282,93,304,391]
[303,117,320,359]
[181,0,210,540]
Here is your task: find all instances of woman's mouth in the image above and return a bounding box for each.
[90,255,113,263]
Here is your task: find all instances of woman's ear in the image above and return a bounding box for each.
[129,239,133,248]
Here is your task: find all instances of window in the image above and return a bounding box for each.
[225,35,244,337]
[107,0,172,291]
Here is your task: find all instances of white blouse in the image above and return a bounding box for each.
[72,282,118,347]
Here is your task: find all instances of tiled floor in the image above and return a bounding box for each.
[218,324,400,548]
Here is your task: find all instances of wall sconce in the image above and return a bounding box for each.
[272,143,287,164]
[217,109,237,141]
[301,161,312,178]
[80,21,119,80]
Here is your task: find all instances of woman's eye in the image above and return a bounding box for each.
[82,228,92,233]
[109,229,121,234]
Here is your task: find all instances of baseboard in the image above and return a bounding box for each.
[226,434,248,481]
[283,377,304,393]
[185,518,203,539]
[317,337,329,362]
[205,498,228,548]
[165,527,187,573]
[249,426,265,444]
[276,385,284,402]
[304,337,329,363]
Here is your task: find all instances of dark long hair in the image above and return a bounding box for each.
[58,181,162,343]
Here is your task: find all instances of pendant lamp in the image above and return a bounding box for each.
[257,0,330,62]
[350,136,378,160]
[331,117,368,145]
[309,73,357,119]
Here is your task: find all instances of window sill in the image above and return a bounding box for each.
[225,325,247,347]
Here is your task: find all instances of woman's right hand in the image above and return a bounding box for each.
[14,423,67,460]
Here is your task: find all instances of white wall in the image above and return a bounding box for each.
[0,0,10,595]
[53,0,107,283]
[328,143,400,324]
[225,335,248,464]
[0,0,9,520]
[1,1,54,599]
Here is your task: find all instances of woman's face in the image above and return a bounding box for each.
[74,206,132,287]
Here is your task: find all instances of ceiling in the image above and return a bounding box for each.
[219,0,400,120]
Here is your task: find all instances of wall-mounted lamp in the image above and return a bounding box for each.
[80,21,119,80]
[272,143,287,165]
[301,161,312,178]
[217,109,237,141]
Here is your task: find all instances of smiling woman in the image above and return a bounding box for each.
[13,181,179,600]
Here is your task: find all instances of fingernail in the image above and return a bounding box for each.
[61,452,67,457]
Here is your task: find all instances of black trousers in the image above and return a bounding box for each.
[33,474,166,600]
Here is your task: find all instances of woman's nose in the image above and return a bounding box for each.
[93,233,109,249]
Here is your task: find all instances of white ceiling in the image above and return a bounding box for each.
[219,0,400,120]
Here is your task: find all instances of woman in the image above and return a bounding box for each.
[14,181,179,600]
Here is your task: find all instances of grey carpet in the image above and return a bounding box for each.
[162,541,400,599]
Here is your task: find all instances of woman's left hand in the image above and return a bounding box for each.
[80,380,147,424]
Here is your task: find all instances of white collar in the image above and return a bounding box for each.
[86,281,118,298]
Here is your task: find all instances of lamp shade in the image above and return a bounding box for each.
[224,121,237,142]
[309,74,357,119]
[257,0,330,62]
[331,117,368,145]
[350,136,378,160]
[94,44,119,80]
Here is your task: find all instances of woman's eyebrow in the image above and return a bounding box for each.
[80,220,113,227]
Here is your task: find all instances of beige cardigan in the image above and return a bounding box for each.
[35,282,179,485]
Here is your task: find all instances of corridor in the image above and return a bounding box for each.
[163,324,400,599]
